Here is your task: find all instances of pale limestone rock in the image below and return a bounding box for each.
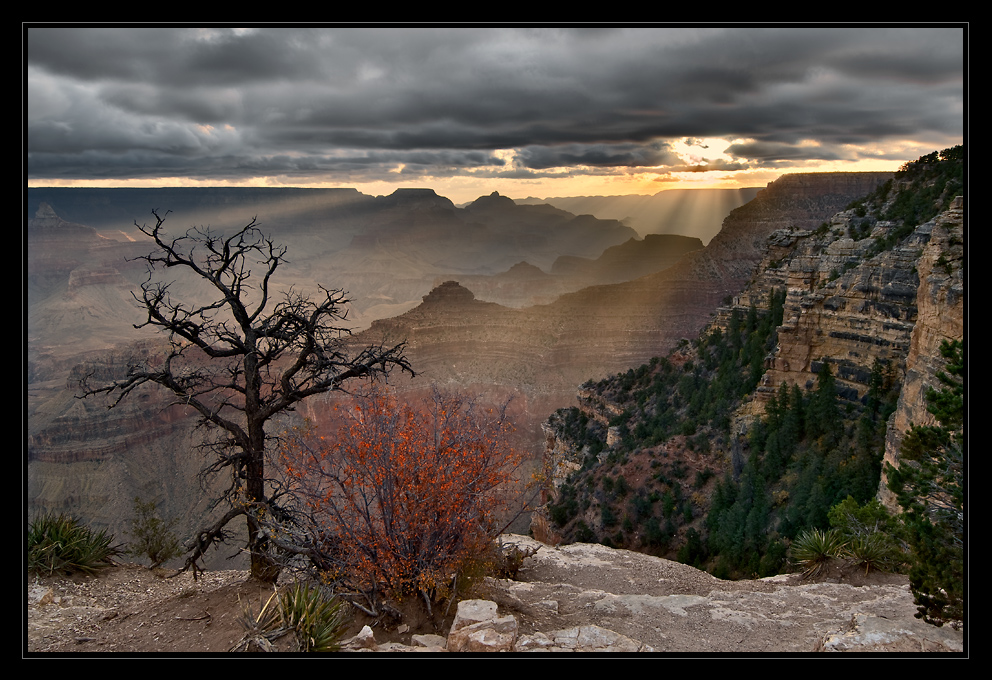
[514,631,557,651]
[819,613,963,653]
[449,599,498,632]
[448,612,518,653]
[412,633,447,649]
[544,625,647,652]
[446,597,528,652]
[345,625,377,650]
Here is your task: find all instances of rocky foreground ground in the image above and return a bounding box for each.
[26,535,964,655]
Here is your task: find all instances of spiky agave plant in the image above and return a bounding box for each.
[279,582,349,652]
[28,512,119,576]
[844,533,900,575]
[791,528,846,579]
[231,588,288,652]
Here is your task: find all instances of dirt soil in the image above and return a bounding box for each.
[26,562,422,655]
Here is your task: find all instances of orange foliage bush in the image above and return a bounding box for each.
[279,385,523,603]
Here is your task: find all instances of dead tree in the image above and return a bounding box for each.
[80,210,413,581]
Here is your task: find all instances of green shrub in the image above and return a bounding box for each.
[280,582,349,652]
[693,468,715,489]
[828,496,893,536]
[600,502,618,528]
[126,496,184,568]
[28,512,119,576]
[844,533,900,575]
[574,520,596,543]
[790,528,846,579]
[232,583,350,653]
[825,496,904,576]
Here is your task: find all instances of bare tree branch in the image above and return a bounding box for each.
[79,210,413,581]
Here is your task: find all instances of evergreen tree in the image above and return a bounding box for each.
[807,362,841,446]
[886,340,964,626]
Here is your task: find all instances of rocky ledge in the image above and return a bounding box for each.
[342,535,963,653]
[27,535,963,654]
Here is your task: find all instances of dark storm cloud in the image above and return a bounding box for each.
[517,143,682,170]
[726,141,845,163]
[27,26,964,182]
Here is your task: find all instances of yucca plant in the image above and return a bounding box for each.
[790,528,846,579]
[279,582,349,652]
[231,583,349,653]
[231,589,288,652]
[28,512,119,576]
[844,533,899,575]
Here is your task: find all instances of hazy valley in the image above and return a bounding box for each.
[26,185,749,551]
[26,162,962,587]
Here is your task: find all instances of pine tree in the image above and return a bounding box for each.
[886,340,964,626]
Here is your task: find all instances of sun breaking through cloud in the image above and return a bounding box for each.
[27,25,964,203]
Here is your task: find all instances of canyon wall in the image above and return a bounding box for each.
[694,171,963,515]
[532,155,967,558]
[712,198,964,509]
[878,197,964,509]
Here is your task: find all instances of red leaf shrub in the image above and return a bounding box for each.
[280,385,522,602]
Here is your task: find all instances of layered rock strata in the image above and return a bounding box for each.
[878,197,964,509]
[707,197,962,416]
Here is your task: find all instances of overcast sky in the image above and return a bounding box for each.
[26,25,965,203]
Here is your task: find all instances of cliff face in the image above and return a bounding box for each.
[744,218,925,404]
[692,173,895,284]
[878,197,964,509]
[535,155,963,560]
[748,203,963,510]
[721,199,964,508]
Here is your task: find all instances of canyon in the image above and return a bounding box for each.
[28,172,903,569]
[516,187,763,246]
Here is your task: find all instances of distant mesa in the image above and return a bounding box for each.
[465,191,517,211]
[515,188,764,245]
[380,188,455,211]
[34,202,60,222]
[28,202,99,239]
[503,261,549,279]
[421,280,477,306]
[551,233,703,283]
[27,186,376,235]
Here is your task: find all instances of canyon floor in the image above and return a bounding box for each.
[26,535,964,655]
